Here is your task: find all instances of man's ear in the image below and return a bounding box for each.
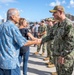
[10,15,15,20]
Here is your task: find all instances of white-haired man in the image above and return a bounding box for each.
[0,8,38,75]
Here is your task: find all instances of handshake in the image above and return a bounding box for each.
[24,38,42,46]
[33,38,42,45]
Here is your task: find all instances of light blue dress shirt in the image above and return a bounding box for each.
[0,20,27,69]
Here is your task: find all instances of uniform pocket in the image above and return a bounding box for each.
[64,54,73,69]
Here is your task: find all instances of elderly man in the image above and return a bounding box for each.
[39,5,74,75]
[0,8,38,75]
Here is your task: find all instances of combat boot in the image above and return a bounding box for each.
[45,62,52,65]
[43,57,49,61]
[41,52,44,56]
[47,64,55,68]
[34,52,39,55]
[51,72,57,75]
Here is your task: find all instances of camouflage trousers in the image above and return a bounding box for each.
[47,42,54,63]
[37,43,46,53]
[53,51,74,75]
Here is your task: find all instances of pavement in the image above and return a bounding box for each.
[20,45,74,75]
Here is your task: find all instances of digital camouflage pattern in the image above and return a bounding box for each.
[38,24,47,38]
[46,25,54,63]
[37,24,47,53]
[47,25,51,35]
[42,18,74,75]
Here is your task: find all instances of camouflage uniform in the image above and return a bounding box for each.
[37,24,47,53]
[41,18,74,75]
[46,25,54,63]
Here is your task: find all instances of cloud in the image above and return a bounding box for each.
[49,2,56,7]
[0,0,17,3]
[67,0,74,8]
[62,0,66,4]
[49,0,61,7]
[49,0,66,7]
[70,0,74,7]
[0,0,17,9]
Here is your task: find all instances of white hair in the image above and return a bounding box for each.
[7,8,19,20]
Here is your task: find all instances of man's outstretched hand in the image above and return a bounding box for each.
[35,38,42,45]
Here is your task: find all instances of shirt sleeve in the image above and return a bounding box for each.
[11,26,27,47]
[41,27,54,44]
[41,34,54,44]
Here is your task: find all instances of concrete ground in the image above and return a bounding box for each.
[21,45,74,75]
